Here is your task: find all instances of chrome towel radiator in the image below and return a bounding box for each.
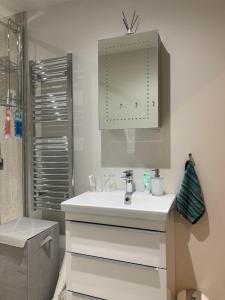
[29,54,74,210]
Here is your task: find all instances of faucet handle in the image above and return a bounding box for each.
[123,170,133,178]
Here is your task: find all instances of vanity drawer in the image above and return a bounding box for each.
[67,291,104,299]
[66,253,167,300]
[66,221,166,268]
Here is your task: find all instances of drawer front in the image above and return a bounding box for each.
[67,291,104,299]
[65,212,166,231]
[66,221,166,268]
[66,253,167,300]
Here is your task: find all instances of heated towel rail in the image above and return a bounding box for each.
[29,54,74,210]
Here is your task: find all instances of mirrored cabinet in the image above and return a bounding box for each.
[98,30,160,129]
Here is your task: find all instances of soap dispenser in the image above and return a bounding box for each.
[151,169,164,196]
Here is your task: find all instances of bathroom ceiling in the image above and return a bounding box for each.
[0,0,71,15]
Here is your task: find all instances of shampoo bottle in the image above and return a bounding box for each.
[151,169,164,196]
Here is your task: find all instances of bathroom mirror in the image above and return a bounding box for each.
[98,30,160,129]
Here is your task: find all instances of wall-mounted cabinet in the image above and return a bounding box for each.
[98,30,160,129]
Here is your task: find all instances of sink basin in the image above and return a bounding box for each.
[61,191,176,222]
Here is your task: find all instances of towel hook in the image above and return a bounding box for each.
[189,153,195,166]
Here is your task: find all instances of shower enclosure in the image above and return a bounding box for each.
[0,15,24,224]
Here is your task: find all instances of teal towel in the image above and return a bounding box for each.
[177,161,205,224]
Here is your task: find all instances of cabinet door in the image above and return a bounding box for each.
[66,221,166,268]
[0,244,28,300]
[99,31,159,129]
[66,253,167,300]
[27,225,59,300]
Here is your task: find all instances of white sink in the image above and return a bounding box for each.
[61,191,176,222]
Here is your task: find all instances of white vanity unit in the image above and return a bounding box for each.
[61,191,176,300]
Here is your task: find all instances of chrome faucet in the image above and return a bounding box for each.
[122,170,135,204]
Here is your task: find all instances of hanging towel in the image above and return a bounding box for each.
[177,161,205,224]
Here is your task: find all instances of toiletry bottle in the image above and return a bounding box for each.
[144,172,151,193]
[88,175,96,192]
[151,169,164,196]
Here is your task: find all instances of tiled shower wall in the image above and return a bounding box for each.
[0,107,23,223]
[0,12,26,224]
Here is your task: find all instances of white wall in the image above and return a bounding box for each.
[27,0,225,298]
